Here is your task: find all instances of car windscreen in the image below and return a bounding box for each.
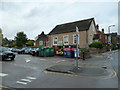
[0,47,10,52]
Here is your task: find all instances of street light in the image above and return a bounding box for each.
[108,25,115,52]
[108,25,115,34]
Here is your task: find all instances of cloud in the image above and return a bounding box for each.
[0,2,118,39]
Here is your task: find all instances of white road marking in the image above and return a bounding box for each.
[16,81,27,85]
[40,59,46,61]
[55,60,65,63]
[25,59,31,63]
[0,73,8,77]
[21,79,31,82]
[26,76,36,80]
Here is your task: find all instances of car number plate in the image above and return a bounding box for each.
[8,56,12,57]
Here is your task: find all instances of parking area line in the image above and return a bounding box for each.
[16,81,27,85]
[26,76,36,80]
[55,60,65,63]
[21,79,31,82]
[0,73,8,77]
[39,59,46,61]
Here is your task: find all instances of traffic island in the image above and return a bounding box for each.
[45,65,116,79]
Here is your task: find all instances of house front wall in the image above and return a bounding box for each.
[97,31,106,43]
[87,21,97,45]
[48,31,87,48]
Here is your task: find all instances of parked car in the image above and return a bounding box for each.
[11,48,20,52]
[30,48,39,56]
[24,47,33,54]
[0,47,15,61]
[18,48,27,54]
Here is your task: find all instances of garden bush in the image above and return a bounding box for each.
[89,42,103,49]
[81,48,89,52]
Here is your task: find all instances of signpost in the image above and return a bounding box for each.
[75,26,79,69]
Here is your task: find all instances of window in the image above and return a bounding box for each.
[73,34,79,44]
[53,37,58,45]
[39,41,43,45]
[63,35,69,45]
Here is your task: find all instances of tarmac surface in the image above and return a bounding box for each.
[0,50,119,89]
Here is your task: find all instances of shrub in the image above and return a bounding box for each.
[89,42,103,49]
[81,48,89,52]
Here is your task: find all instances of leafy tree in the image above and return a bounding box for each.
[15,32,28,47]
[26,39,35,46]
[2,37,9,46]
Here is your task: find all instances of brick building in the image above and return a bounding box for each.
[48,18,97,48]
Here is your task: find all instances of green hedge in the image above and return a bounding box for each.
[89,42,103,49]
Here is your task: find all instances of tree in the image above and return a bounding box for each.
[26,39,35,46]
[15,32,28,47]
[2,37,9,46]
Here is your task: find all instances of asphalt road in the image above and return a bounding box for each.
[0,50,119,88]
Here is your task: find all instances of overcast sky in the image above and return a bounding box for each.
[0,0,119,40]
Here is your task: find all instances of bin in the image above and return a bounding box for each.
[40,47,54,57]
[44,47,50,57]
[49,47,55,56]
[40,47,44,57]
[38,45,44,50]
[55,48,59,55]
[66,51,72,58]
[38,45,44,56]
[63,45,77,58]
[63,46,70,57]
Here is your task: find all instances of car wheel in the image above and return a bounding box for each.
[11,57,15,60]
[2,58,4,61]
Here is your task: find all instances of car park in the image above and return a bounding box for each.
[0,47,16,61]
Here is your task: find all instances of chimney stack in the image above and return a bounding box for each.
[102,28,104,33]
[96,24,99,31]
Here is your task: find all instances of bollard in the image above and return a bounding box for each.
[83,52,85,60]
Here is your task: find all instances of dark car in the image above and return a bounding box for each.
[0,47,15,61]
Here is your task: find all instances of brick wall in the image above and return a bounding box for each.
[48,31,87,48]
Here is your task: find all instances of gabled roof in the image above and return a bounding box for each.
[49,18,95,35]
[36,31,48,41]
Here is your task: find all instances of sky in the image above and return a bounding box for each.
[0,0,119,40]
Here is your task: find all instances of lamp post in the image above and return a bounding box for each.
[108,25,115,34]
[108,25,115,52]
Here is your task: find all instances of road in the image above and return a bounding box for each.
[0,50,119,89]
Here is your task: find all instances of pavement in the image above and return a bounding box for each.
[45,50,118,79]
[0,50,119,88]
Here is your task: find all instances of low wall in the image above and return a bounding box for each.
[80,52,91,59]
[90,48,107,54]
